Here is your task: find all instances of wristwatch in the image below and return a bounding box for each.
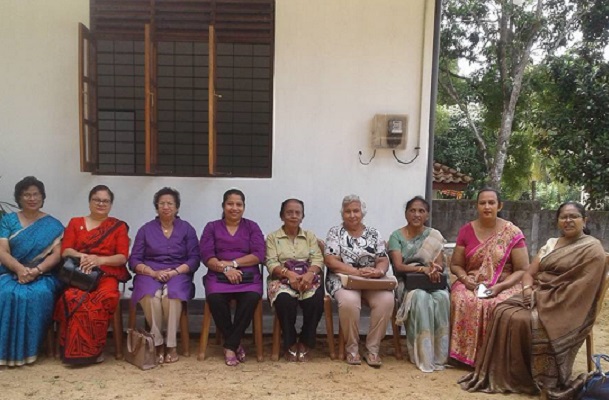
[223,265,233,274]
[232,260,239,269]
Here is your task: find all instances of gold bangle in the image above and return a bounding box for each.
[458,274,467,281]
[280,267,288,276]
[418,267,424,273]
[522,285,532,291]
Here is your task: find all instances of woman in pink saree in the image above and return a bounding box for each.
[449,188,529,366]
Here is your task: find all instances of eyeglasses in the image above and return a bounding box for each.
[22,192,42,200]
[558,214,582,221]
[158,202,176,208]
[91,198,111,205]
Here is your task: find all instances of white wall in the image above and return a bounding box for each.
[0,0,436,296]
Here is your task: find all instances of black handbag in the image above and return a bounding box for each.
[58,256,103,291]
[577,354,609,400]
[216,271,255,284]
[403,272,448,291]
[58,220,124,292]
[399,257,448,291]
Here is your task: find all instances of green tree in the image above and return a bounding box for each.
[532,49,609,208]
[438,0,605,190]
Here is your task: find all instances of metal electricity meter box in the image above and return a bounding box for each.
[371,114,408,149]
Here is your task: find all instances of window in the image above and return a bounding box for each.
[79,0,274,177]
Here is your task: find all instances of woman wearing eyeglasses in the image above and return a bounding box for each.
[459,201,605,399]
[129,187,200,364]
[54,185,131,364]
[0,176,64,366]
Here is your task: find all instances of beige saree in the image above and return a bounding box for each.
[459,235,606,399]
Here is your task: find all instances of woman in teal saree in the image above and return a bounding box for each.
[0,176,63,366]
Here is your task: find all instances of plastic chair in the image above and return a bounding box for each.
[127,300,190,356]
[586,253,609,372]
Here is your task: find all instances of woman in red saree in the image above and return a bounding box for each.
[449,188,529,366]
[459,201,606,399]
[54,185,130,364]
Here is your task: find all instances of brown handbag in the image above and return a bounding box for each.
[125,329,158,370]
[337,273,397,290]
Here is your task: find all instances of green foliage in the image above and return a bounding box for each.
[532,49,609,209]
[435,0,609,200]
[434,105,487,198]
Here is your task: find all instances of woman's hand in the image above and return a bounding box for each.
[460,275,476,291]
[427,268,442,283]
[298,271,316,292]
[80,254,102,274]
[360,267,384,279]
[486,284,504,298]
[224,267,243,284]
[157,268,177,282]
[17,265,37,284]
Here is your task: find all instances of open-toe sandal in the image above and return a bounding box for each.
[236,345,246,363]
[285,347,298,362]
[224,349,239,367]
[165,348,179,364]
[364,353,382,368]
[297,344,311,362]
[346,352,361,365]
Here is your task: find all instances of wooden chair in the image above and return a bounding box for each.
[585,253,609,372]
[270,295,336,361]
[325,295,402,361]
[127,300,190,357]
[198,298,264,362]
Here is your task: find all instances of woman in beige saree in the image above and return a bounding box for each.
[459,201,606,399]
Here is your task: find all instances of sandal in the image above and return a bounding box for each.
[297,343,311,362]
[224,349,239,367]
[165,348,179,364]
[156,345,164,365]
[346,352,361,365]
[364,353,382,368]
[285,346,298,362]
[236,345,246,363]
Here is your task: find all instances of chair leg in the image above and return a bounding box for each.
[586,332,594,372]
[254,299,264,362]
[46,323,55,358]
[128,300,136,331]
[271,311,281,361]
[324,295,336,360]
[198,301,212,361]
[180,302,190,357]
[392,302,403,360]
[113,302,124,360]
[338,324,345,361]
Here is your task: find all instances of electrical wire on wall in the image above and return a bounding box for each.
[393,147,420,164]
[358,149,377,165]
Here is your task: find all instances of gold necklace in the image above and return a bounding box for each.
[161,224,173,234]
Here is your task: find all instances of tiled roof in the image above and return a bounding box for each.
[433,162,473,184]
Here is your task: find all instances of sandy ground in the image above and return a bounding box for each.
[1,298,607,400]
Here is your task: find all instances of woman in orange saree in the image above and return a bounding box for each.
[449,188,529,366]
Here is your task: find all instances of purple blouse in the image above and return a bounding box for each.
[129,217,201,303]
[200,218,265,295]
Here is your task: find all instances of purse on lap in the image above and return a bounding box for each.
[216,271,255,284]
[337,273,397,290]
[58,220,124,291]
[398,257,448,291]
[125,329,158,370]
[58,256,103,291]
[280,260,320,285]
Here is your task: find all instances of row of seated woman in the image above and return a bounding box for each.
[0,177,606,400]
